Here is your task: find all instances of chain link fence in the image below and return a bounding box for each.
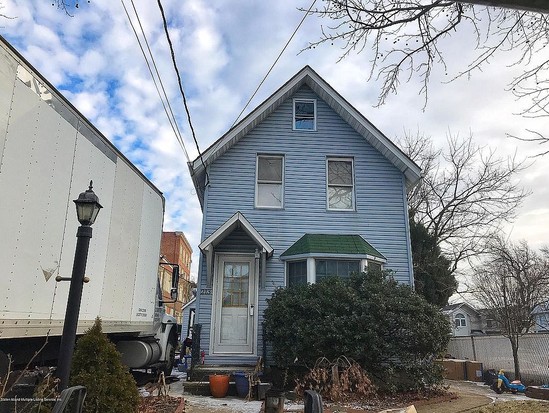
[447,334,549,383]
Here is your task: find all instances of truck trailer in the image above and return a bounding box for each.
[0,35,178,378]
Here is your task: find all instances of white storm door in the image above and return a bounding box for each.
[213,255,256,354]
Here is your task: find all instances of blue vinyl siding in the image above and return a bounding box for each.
[197,85,412,365]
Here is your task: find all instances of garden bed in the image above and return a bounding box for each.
[138,395,185,413]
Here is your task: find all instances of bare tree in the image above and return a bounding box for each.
[0,1,88,19]
[460,0,549,13]
[401,132,529,273]
[0,4,14,20]
[53,1,89,15]
[459,0,549,13]
[305,1,549,153]
[471,237,549,380]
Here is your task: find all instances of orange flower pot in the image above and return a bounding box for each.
[209,374,230,398]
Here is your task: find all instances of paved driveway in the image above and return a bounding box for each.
[415,380,540,413]
[446,380,531,402]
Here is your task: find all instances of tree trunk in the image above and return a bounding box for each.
[509,336,521,381]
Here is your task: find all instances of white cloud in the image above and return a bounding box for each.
[78,49,107,77]
[2,0,548,284]
[64,90,108,119]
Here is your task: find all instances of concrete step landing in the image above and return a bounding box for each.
[189,365,257,382]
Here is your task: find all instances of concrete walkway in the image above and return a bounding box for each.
[165,373,538,413]
[416,380,536,413]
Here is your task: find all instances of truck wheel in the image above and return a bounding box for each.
[162,337,177,376]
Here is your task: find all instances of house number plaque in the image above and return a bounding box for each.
[200,289,212,295]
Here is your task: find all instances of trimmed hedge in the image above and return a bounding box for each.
[263,271,451,392]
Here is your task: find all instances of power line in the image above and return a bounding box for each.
[156,0,209,184]
[128,0,190,163]
[231,0,317,128]
[121,0,190,162]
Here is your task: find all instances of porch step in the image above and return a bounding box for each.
[182,380,273,400]
[189,365,257,382]
[182,380,238,396]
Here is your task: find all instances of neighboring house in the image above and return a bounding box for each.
[444,301,549,336]
[159,231,194,324]
[181,296,197,341]
[442,303,485,336]
[477,308,502,335]
[532,301,549,333]
[188,66,421,366]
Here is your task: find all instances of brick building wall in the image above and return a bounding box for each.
[159,232,193,325]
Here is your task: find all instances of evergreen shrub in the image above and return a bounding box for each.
[263,271,451,392]
[69,317,140,413]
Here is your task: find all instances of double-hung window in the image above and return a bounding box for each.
[293,99,316,131]
[327,158,354,210]
[256,155,284,208]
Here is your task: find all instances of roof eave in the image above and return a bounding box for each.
[302,71,422,186]
[198,211,274,256]
[189,65,422,191]
[190,67,313,174]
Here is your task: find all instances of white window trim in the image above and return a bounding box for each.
[255,154,284,209]
[307,257,315,284]
[285,259,309,287]
[293,98,317,131]
[326,157,355,211]
[455,313,467,327]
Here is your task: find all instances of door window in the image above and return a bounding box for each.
[222,263,249,307]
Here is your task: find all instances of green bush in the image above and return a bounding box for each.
[263,271,451,392]
[69,317,140,413]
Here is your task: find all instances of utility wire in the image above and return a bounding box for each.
[231,0,317,128]
[121,0,190,162]
[129,0,190,162]
[157,0,209,184]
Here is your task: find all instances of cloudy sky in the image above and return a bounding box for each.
[1,0,548,283]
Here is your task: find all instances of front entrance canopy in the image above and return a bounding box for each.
[280,234,386,262]
[199,212,274,286]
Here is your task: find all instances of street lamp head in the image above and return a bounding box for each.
[74,181,102,226]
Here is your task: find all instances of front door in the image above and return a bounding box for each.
[212,255,256,354]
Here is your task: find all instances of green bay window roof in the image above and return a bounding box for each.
[280,234,386,261]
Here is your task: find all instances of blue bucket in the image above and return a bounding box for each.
[233,372,249,398]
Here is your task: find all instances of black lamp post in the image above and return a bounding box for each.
[56,181,102,390]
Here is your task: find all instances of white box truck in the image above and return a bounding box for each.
[0,35,179,378]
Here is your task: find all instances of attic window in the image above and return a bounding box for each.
[293,99,316,131]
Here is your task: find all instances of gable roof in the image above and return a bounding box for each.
[189,66,422,208]
[280,234,385,261]
[442,302,479,316]
[182,296,196,311]
[198,211,274,256]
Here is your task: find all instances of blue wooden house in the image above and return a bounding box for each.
[188,66,421,366]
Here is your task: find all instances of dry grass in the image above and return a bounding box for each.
[472,401,549,412]
[138,395,184,413]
